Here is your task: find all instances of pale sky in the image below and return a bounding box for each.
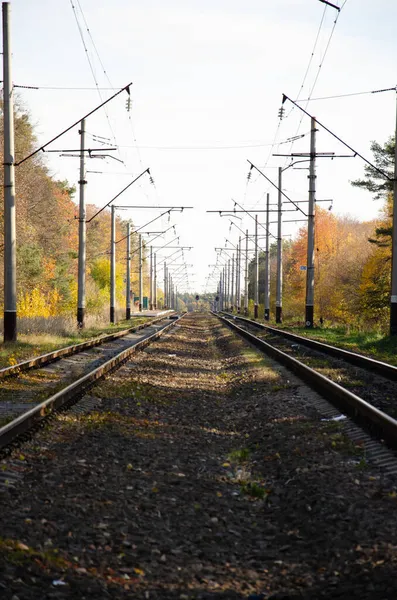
[8,0,397,293]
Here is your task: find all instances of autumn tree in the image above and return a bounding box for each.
[0,98,144,320]
[351,136,394,325]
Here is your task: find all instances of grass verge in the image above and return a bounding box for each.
[0,317,150,369]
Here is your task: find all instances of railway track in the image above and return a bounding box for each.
[0,312,173,380]
[2,312,397,599]
[0,313,182,452]
[217,312,397,452]
[220,311,397,380]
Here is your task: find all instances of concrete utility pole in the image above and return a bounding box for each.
[224,266,226,310]
[231,253,235,311]
[164,263,167,308]
[244,229,249,315]
[126,222,131,320]
[234,246,237,312]
[305,117,317,328]
[153,253,157,309]
[218,271,223,310]
[264,193,270,321]
[254,214,259,318]
[236,237,241,313]
[226,259,230,310]
[276,167,283,323]
[77,119,86,329]
[149,246,153,310]
[138,234,143,311]
[391,94,397,335]
[110,205,116,323]
[3,2,16,342]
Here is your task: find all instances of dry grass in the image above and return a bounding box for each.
[0,309,148,368]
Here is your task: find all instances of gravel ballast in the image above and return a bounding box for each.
[0,313,397,599]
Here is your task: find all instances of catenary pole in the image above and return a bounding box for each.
[391,93,397,334]
[234,244,237,312]
[276,168,283,323]
[153,253,157,309]
[231,253,235,311]
[244,229,249,315]
[254,214,259,318]
[77,119,86,328]
[305,117,317,328]
[149,246,153,310]
[237,236,241,313]
[164,263,167,308]
[126,222,131,320]
[138,234,143,311]
[264,193,270,321]
[218,272,221,311]
[3,2,16,342]
[110,205,116,323]
[227,259,231,310]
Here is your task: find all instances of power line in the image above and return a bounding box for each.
[69,0,124,165]
[14,85,118,90]
[292,4,328,111]
[296,86,396,103]
[252,0,332,200]
[15,83,131,166]
[282,0,347,172]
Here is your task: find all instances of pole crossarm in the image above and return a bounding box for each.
[141,224,177,244]
[232,200,278,241]
[15,83,132,166]
[45,147,117,153]
[87,168,150,223]
[207,209,270,213]
[156,249,184,267]
[128,236,181,260]
[281,93,393,181]
[318,0,341,11]
[114,206,194,210]
[247,160,307,216]
[116,209,178,244]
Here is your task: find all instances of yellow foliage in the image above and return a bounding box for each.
[18,287,62,318]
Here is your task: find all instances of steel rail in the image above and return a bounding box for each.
[0,315,183,450]
[0,312,174,380]
[216,314,397,451]
[220,312,397,382]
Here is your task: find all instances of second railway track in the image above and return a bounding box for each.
[217,312,397,452]
[0,314,182,452]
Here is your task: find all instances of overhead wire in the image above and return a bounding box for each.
[69,1,154,205]
[69,0,124,166]
[258,1,329,181]
[245,1,333,210]
[286,0,347,160]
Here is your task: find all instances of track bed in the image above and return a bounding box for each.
[1,313,397,599]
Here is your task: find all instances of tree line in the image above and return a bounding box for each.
[0,100,149,319]
[247,137,394,329]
